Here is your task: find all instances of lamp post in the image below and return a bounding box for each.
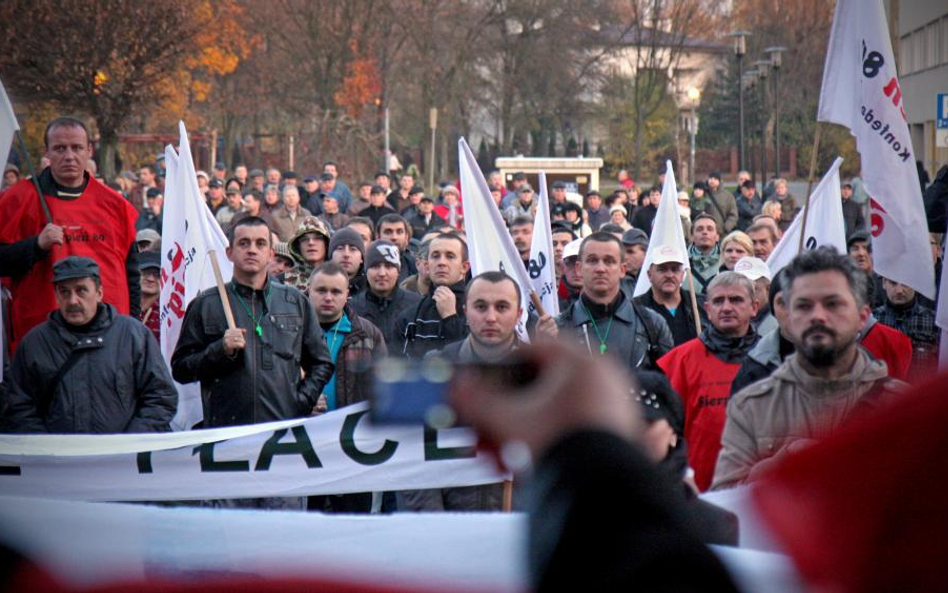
[742,69,758,183]
[685,87,701,186]
[765,46,787,177]
[729,31,751,170]
[755,59,770,185]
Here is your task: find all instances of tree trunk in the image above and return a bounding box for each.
[98,130,119,182]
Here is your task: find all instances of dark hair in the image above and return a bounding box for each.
[509,215,534,229]
[551,224,577,239]
[140,164,157,175]
[692,213,719,234]
[648,186,661,195]
[746,221,778,242]
[579,231,623,259]
[376,213,410,236]
[227,216,271,244]
[769,268,789,311]
[323,160,339,169]
[429,232,469,262]
[243,189,263,203]
[740,179,755,190]
[44,117,90,149]
[693,181,708,192]
[464,270,522,307]
[310,260,348,285]
[784,246,869,308]
[375,172,390,180]
[346,216,376,240]
[598,223,625,235]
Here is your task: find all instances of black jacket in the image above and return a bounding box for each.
[350,287,422,347]
[171,278,334,427]
[530,431,737,590]
[557,292,673,371]
[634,289,706,347]
[841,199,865,239]
[394,280,468,359]
[2,304,176,433]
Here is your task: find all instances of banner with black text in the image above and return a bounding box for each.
[0,403,505,501]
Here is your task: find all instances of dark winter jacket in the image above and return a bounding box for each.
[2,304,176,433]
[331,311,388,409]
[557,292,673,371]
[394,280,468,359]
[350,287,423,347]
[171,278,334,427]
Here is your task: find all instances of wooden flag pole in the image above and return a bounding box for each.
[798,124,823,253]
[502,479,513,512]
[529,290,547,319]
[15,131,52,224]
[208,249,237,330]
[685,271,703,335]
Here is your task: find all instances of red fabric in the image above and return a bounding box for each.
[433,203,464,229]
[0,176,138,350]
[657,338,741,491]
[861,321,911,381]
[140,301,160,342]
[753,371,948,592]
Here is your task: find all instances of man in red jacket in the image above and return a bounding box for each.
[658,271,759,491]
[0,117,139,351]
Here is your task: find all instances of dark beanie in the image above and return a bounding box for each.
[366,239,401,270]
[329,227,366,259]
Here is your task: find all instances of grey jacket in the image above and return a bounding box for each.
[557,294,673,371]
[171,279,334,428]
[2,304,177,433]
[712,349,904,490]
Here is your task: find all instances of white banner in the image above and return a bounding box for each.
[0,403,504,502]
[458,137,532,338]
[634,160,690,297]
[817,0,935,298]
[0,77,18,178]
[767,157,847,276]
[160,121,233,430]
[527,172,559,317]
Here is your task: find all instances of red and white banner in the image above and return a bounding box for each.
[817,0,934,297]
[160,122,232,430]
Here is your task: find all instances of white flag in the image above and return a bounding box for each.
[160,121,232,430]
[527,172,559,317]
[458,137,532,339]
[0,78,20,181]
[633,160,690,297]
[767,157,847,276]
[817,0,934,298]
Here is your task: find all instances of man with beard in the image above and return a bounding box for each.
[712,247,906,490]
[657,272,759,491]
[509,215,534,267]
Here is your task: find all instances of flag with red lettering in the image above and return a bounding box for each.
[817,0,935,298]
[160,121,232,430]
[528,172,559,317]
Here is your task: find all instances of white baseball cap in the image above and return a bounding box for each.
[734,256,772,281]
[650,244,686,266]
[563,238,584,260]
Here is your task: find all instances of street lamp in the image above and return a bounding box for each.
[765,46,787,177]
[729,30,751,170]
[685,87,700,185]
[755,59,770,184]
[742,69,758,182]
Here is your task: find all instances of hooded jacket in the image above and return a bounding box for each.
[712,349,904,490]
[282,216,332,293]
[2,304,176,433]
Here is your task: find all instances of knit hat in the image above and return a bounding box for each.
[329,227,366,260]
[366,240,401,270]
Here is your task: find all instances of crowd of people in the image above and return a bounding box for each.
[1,116,947,522]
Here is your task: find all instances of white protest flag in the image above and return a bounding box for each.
[527,172,559,317]
[160,121,232,430]
[0,77,18,177]
[767,157,847,276]
[633,160,689,297]
[817,0,934,298]
[458,137,532,338]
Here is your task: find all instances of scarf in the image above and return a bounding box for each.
[699,324,758,364]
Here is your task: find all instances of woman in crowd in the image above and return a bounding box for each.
[718,231,754,271]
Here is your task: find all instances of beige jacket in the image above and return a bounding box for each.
[711,348,904,490]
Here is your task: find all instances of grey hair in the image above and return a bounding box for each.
[707,271,756,301]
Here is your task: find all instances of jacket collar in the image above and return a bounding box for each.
[572,292,635,326]
[50,303,114,343]
[773,347,888,395]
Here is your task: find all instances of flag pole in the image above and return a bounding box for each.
[208,249,237,330]
[15,131,52,224]
[798,124,822,253]
[502,479,513,512]
[529,290,547,318]
[685,272,703,335]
